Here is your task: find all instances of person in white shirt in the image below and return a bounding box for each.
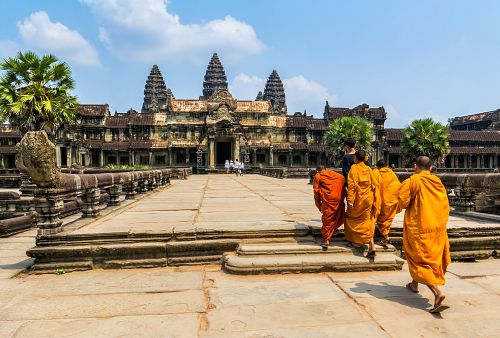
[229,160,234,173]
[234,159,241,176]
[224,160,230,174]
[239,161,245,176]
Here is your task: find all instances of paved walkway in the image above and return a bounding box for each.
[70,175,499,235]
[1,175,499,337]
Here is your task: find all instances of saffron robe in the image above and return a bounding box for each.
[345,162,381,244]
[398,171,451,286]
[373,167,401,237]
[313,170,345,243]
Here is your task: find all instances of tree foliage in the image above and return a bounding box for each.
[325,116,374,161]
[0,51,78,135]
[401,118,450,165]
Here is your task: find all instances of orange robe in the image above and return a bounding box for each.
[373,167,401,237]
[313,170,345,243]
[345,162,381,244]
[398,171,451,286]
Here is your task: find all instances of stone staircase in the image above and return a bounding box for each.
[223,240,404,274]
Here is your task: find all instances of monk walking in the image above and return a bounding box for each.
[373,159,401,246]
[313,165,345,250]
[345,150,381,257]
[398,156,451,313]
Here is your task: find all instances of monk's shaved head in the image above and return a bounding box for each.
[316,165,325,172]
[415,156,432,170]
[354,150,366,163]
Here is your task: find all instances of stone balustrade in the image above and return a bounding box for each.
[15,131,174,236]
[260,167,312,179]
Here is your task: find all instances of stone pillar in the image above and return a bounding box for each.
[99,150,104,167]
[209,137,215,169]
[252,149,257,166]
[495,154,499,169]
[269,146,274,166]
[489,155,493,169]
[138,180,147,193]
[185,148,190,166]
[0,154,4,169]
[234,137,240,161]
[34,190,64,236]
[107,185,122,206]
[305,151,309,167]
[81,188,100,218]
[478,155,482,168]
[130,150,135,166]
[124,182,137,200]
[149,151,153,166]
[288,151,292,167]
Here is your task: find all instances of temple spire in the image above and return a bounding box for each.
[142,65,171,113]
[255,91,263,101]
[263,69,287,114]
[202,53,228,100]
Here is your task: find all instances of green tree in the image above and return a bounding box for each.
[401,118,450,165]
[325,116,374,162]
[0,51,78,136]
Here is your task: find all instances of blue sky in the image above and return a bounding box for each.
[1,0,499,127]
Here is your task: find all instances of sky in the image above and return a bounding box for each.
[0,0,499,127]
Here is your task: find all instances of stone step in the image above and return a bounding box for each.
[223,252,404,275]
[237,241,397,256]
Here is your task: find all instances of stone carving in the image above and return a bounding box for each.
[263,70,287,114]
[142,65,171,113]
[202,53,228,99]
[16,131,64,188]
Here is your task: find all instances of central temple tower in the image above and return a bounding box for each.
[202,53,228,99]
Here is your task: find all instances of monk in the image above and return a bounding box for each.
[398,156,451,313]
[373,159,401,246]
[313,165,345,250]
[345,150,381,257]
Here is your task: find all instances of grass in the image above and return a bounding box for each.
[106,164,151,170]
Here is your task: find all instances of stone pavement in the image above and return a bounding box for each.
[0,259,499,337]
[68,175,499,235]
[1,175,499,337]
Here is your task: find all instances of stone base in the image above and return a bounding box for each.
[223,241,404,275]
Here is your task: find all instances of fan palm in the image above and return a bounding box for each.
[325,116,374,162]
[0,51,78,135]
[401,118,450,165]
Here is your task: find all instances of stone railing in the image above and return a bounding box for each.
[62,166,192,180]
[260,167,313,179]
[0,168,21,188]
[16,131,173,236]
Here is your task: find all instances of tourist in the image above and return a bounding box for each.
[341,138,357,181]
[229,160,234,173]
[225,160,230,174]
[239,160,245,176]
[234,159,241,176]
[344,150,380,258]
[373,159,401,247]
[398,156,451,313]
[313,165,345,249]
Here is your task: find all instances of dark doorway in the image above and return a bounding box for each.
[60,147,67,167]
[216,142,232,165]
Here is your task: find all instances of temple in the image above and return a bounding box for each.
[0,53,499,170]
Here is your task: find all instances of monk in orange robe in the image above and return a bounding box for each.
[313,166,345,250]
[345,150,381,257]
[373,159,401,246]
[398,156,451,313]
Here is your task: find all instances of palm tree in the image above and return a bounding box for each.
[0,51,78,136]
[401,118,450,165]
[325,116,374,163]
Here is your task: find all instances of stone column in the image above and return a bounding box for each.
[234,137,240,161]
[305,151,309,167]
[478,155,482,168]
[124,182,137,200]
[99,150,104,167]
[489,155,494,169]
[34,190,65,236]
[0,154,4,169]
[149,151,153,166]
[288,151,292,167]
[209,137,215,169]
[253,149,257,166]
[107,185,122,206]
[495,154,499,169]
[138,180,148,193]
[81,188,100,218]
[269,146,274,166]
[185,148,190,166]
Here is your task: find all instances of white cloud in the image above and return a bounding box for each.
[284,75,337,115]
[230,73,336,116]
[98,27,111,45]
[82,0,265,62]
[0,40,19,59]
[384,104,449,128]
[17,11,100,66]
[229,73,265,100]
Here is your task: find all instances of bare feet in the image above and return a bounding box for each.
[406,281,419,293]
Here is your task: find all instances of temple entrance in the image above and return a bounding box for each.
[216,141,232,165]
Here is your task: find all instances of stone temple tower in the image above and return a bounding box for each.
[202,53,228,100]
[263,70,287,114]
[142,65,171,113]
